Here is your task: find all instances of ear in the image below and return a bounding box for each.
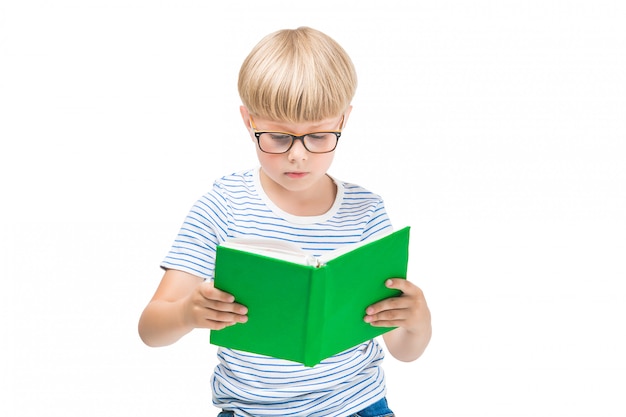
[240,106,251,130]
[240,106,257,145]
[342,105,353,128]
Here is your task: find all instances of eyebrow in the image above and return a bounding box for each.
[255,119,343,134]
[261,124,328,133]
[251,116,342,133]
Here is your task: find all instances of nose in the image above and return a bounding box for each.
[287,137,308,160]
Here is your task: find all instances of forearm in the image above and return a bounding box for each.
[383,320,432,362]
[138,299,194,347]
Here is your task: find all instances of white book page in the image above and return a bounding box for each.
[220,229,394,267]
[219,238,320,266]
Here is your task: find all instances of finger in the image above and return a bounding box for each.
[366,291,411,316]
[199,281,249,314]
[203,297,248,316]
[201,306,248,325]
[385,278,420,295]
[364,306,410,327]
[199,280,237,303]
[197,317,240,330]
[191,301,248,329]
[190,284,248,322]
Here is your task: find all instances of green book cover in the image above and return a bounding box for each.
[210,226,410,367]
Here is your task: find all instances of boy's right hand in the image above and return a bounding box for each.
[139,269,248,347]
[183,280,248,330]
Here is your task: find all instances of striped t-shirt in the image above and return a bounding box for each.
[161,167,394,417]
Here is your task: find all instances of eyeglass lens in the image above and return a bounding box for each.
[258,132,338,153]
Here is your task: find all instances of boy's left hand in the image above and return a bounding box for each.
[364,278,430,336]
[364,278,432,362]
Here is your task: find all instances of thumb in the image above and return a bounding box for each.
[200,280,235,302]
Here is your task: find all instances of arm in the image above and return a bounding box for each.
[365,279,432,362]
[138,269,248,347]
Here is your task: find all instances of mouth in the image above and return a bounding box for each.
[285,171,308,179]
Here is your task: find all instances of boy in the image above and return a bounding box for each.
[138,27,431,417]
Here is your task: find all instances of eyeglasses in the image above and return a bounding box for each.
[249,115,344,154]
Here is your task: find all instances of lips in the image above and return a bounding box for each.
[285,172,308,179]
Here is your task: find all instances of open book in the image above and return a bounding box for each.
[210,226,410,367]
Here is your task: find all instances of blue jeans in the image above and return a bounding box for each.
[217,397,394,417]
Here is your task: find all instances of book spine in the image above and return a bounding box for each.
[302,267,325,367]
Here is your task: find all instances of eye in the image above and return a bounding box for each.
[268,133,292,141]
[307,133,333,141]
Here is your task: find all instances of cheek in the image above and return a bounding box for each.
[256,150,281,170]
[317,153,335,170]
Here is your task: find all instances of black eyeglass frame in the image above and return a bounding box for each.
[249,115,344,154]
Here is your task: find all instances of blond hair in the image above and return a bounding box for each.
[238,27,357,123]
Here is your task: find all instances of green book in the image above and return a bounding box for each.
[210,226,410,367]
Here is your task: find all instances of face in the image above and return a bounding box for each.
[240,106,350,195]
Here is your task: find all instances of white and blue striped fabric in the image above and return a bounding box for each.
[161,167,394,417]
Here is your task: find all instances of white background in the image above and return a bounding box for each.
[1,1,625,416]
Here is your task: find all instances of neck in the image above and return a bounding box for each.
[259,170,337,216]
